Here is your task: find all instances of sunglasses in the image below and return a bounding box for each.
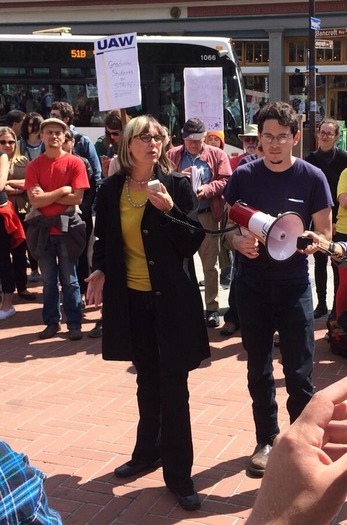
[105,130,121,137]
[0,140,16,145]
[243,136,258,143]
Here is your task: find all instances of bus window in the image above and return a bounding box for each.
[159,72,182,144]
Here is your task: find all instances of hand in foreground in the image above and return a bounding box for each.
[247,377,347,525]
[85,270,105,308]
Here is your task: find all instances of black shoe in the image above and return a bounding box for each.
[39,323,61,340]
[68,328,83,341]
[171,489,200,511]
[314,304,328,319]
[220,321,239,336]
[248,443,272,478]
[18,290,37,301]
[88,319,102,338]
[114,459,161,478]
[206,311,220,328]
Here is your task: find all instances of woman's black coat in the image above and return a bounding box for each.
[92,168,211,372]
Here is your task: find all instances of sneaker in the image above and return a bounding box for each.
[0,306,16,320]
[39,323,61,339]
[206,311,220,328]
[28,270,42,283]
[68,328,83,341]
[88,319,102,338]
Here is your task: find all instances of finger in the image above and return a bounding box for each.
[319,378,347,406]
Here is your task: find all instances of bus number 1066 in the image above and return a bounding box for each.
[200,54,216,61]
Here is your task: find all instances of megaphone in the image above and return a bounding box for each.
[229,201,305,261]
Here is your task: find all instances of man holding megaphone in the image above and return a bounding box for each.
[223,101,333,479]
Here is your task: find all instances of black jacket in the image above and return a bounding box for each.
[92,168,211,372]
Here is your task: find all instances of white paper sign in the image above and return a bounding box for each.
[94,32,141,111]
[184,67,224,131]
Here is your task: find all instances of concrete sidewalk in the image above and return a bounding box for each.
[0,257,346,524]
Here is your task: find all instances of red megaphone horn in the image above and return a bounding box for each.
[229,201,305,261]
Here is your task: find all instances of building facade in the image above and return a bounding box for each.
[2,0,347,150]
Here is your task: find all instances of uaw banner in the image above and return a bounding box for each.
[94,32,141,111]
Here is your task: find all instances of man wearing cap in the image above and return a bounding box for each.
[25,118,90,340]
[167,118,232,327]
[229,124,259,171]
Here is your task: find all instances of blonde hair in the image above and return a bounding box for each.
[118,115,172,175]
[0,127,25,165]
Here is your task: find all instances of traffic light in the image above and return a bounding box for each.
[292,73,305,89]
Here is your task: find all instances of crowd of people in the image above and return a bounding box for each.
[1,100,347,520]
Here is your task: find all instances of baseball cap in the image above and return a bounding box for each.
[182,118,206,140]
[238,124,258,139]
[40,118,67,132]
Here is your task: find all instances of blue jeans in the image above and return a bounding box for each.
[39,235,81,329]
[236,274,314,445]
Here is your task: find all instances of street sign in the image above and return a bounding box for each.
[316,28,347,38]
[315,40,334,49]
[311,17,321,30]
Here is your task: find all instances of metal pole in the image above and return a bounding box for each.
[308,0,317,152]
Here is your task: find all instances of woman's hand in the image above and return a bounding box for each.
[147,183,173,213]
[85,270,105,308]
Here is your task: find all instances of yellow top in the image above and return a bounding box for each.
[336,168,347,234]
[120,184,151,291]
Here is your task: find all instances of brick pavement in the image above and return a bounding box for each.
[1,261,347,524]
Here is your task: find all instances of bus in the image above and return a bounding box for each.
[0,32,246,152]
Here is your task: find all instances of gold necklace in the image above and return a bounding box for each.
[125,177,148,208]
[129,175,154,185]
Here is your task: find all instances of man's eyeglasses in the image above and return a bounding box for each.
[261,133,293,144]
[135,134,165,143]
[243,136,258,143]
[318,131,336,138]
[105,130,121,137]
[0,140,16,145]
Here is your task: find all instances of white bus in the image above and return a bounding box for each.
[0,32,246,151]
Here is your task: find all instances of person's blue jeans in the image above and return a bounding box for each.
[236,273,314,445]
[39,235,82,329]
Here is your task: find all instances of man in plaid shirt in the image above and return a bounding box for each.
[0,441,61,524]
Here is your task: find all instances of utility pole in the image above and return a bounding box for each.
[308,0,317,152]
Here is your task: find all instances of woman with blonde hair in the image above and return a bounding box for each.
[87,115,210,510]
[1,127,36,301]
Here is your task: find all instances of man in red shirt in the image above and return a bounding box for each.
[25,118,89,340]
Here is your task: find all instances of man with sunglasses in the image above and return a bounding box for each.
[223,101,333,479]
[94,109,129,177]
[229,123,259,171]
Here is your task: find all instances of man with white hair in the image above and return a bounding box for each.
[167,118,232,327]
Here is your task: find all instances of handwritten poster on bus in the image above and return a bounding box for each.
[184,67,223,131]
[94,32,141,111]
